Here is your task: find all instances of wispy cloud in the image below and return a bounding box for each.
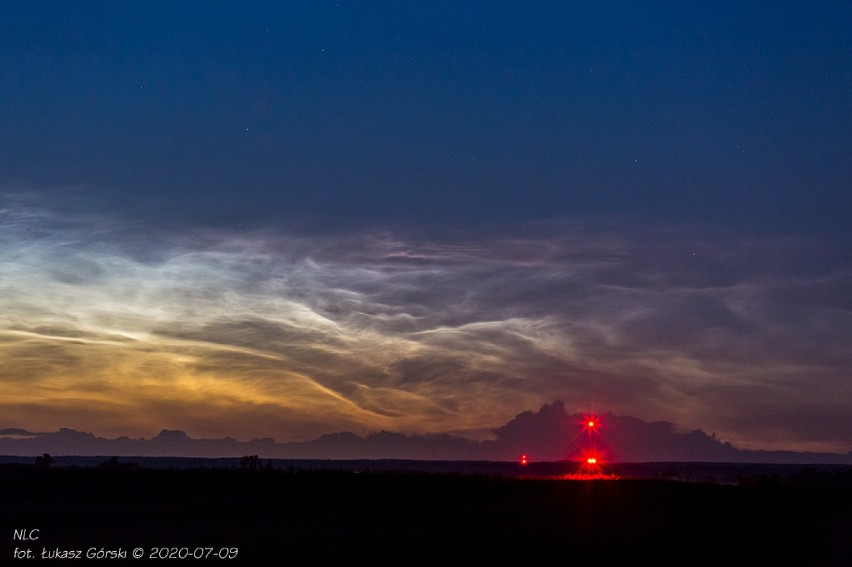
[1,197,850,451]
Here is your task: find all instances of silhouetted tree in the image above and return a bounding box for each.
[34,453,53,468]
[240,455,262,471]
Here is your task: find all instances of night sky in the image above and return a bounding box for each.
[1,2,850,453]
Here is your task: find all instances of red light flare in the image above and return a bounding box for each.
[519,454,529,466]
[579,447,605,475]
[567,409,617,479]
[580,414,602,435]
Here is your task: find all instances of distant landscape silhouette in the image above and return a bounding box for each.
[3,401,850,464]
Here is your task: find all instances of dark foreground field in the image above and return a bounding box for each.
[2,465,850,565]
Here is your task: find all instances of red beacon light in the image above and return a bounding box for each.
[581,414,601,432]
[520,454,529,466]
[566,410,617,480]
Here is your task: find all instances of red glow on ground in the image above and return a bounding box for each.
[560,472,620,481]
[573,452,611,479]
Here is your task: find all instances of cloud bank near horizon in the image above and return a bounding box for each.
[2,402,850,464]
[1,197,851,452]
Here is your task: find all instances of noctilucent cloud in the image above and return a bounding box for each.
[1,2,850,453]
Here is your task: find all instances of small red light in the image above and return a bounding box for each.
[581,414,600,430]
[587,457,597,464]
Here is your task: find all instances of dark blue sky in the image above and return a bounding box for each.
[2,1,851,232]
[2,2,851,453]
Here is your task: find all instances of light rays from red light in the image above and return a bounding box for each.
[566,411,618,479]
[579,446,606,475]
[580,413,602,435]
